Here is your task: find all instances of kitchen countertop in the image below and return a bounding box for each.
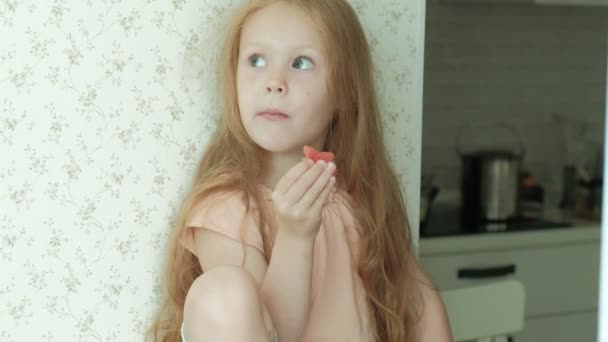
[419,220,601,257]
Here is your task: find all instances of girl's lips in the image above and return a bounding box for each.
[258,110,290,120]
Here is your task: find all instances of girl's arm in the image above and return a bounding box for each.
[260,159,335,342]
[259,229,315,342]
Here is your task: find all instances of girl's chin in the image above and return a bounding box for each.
[253,138,302,155]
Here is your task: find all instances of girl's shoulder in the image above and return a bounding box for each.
[182,187,266,256]
[188,189,248,225]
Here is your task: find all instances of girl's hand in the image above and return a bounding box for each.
[271,159,336,239]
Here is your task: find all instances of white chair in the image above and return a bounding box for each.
[441,280,526,342]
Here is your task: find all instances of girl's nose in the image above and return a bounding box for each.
[266,84,285,93]
[266,74,287,94]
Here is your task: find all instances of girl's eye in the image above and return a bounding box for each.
[249,55,266,68]
[293,57,314,70]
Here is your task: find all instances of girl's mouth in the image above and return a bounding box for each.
[258,110,290,120]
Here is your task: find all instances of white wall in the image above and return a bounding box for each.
[423,2,608,206]
[0,0,424,340]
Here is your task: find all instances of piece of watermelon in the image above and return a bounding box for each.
[303,145,337,176]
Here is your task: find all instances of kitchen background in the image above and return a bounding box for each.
[418,1,607,341]
[422,0,608,212]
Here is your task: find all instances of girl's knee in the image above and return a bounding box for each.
[184,265,261,324]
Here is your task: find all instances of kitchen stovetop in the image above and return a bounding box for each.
[421,215,573,238]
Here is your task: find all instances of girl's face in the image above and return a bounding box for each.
[236,2,335,154]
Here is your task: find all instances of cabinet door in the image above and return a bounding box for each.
[420,243,599,316]
[512,311,597,342]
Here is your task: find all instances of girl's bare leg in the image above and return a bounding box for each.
[183,265,276,342]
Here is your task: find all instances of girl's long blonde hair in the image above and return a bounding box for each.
[146,0,423,341]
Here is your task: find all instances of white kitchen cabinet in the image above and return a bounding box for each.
[513,311,597,342]
[419,225,600,341]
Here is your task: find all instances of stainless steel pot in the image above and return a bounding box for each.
[457,124,526,230]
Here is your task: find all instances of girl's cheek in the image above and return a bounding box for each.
[245,69,265,84]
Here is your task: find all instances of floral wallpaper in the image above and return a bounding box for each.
[0,0,424,340]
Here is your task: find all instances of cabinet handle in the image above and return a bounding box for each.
[457,264,516,279]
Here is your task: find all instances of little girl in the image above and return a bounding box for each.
[147,0,452,341]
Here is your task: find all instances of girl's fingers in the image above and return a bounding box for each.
[310,176,335,213]
[284,161,327,203]
[274,159,313,195]
[299,162,336,209]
